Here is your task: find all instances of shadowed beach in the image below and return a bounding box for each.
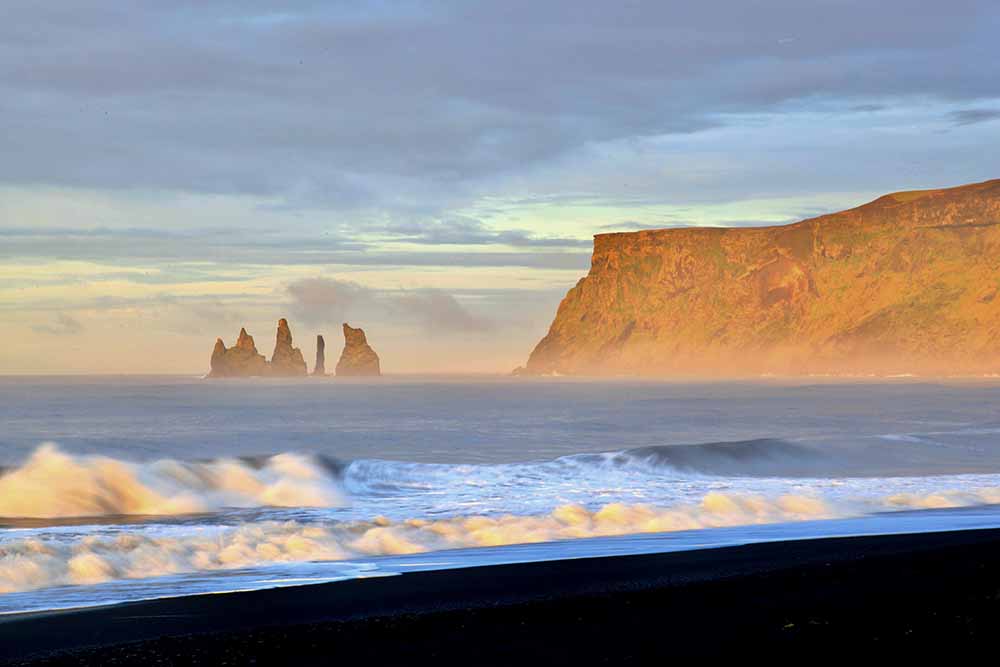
[5,527,1000,664]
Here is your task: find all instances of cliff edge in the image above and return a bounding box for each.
[521,178,1000,376]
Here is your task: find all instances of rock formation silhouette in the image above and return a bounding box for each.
[313,335,326,376]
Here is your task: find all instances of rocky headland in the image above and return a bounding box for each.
[519,178,1000,376]
[335,323,381,376]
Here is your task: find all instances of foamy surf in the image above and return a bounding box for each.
[0,444,345,519]
[5,483,1000,594]
[7,434,1000,606]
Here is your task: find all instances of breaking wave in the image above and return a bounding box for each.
[0,444,345,519]
[0,434,994,523]
[6,486,1000,593]
[0,440,820,520]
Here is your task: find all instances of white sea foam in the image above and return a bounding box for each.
[0,444,344,518]
[4,486,1000,593]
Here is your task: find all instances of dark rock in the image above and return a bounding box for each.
[314,335,326,376]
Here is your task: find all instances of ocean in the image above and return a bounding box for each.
[4,375,1000,615]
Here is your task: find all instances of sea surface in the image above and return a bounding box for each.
[4,375,1000,614]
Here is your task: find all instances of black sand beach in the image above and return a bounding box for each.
[4,527,1000,664]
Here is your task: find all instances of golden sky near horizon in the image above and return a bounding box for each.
[1,186,896,374]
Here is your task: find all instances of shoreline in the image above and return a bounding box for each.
[6,526,1000,663]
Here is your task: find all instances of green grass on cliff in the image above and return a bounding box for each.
[889,190,940,203]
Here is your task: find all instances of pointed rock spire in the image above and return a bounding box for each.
[208,330,267,377]
[235,328,256,351]
[269,318,307,376]
[313,335,326,376]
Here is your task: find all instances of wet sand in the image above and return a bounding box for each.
[5,527,1000,664]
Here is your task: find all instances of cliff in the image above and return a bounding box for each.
[335,323,381,376]
[521,178,1000,376]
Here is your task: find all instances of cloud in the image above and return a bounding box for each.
[285,278,494,335]
[31,313,84,336]
[0,1,996,215]
[949,108,1000,126]
[598,217,803,231]
[0,225,590,270]
[371,216,591,248]
[285,277,369,325]
[391,290,493,335]
[599,220,687,231]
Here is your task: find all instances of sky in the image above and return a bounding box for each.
[1,0,999,374]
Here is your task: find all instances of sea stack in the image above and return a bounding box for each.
[268,318,307,376]
[208,328,268,378]
[335,323,381,376]
[313,335,326,376]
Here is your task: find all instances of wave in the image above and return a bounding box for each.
[614,438,828,474]
[0,444,345,519]
[1,440,810,519]
[0,434,986,521]
[1,494,828,593]
[6,485,1000,594]
[341,438,829,495]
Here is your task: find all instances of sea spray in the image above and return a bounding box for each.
[6,486,1000,594]
[0,444,345,518]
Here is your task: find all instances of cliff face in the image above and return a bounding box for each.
[335,323,381,376]
[522,179,1000,376]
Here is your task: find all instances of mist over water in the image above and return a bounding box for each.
[4,376,1000,612]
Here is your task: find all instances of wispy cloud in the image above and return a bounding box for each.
[391,290,493,335]
[371,216,591,248]
[285,277,494,335]
[286,277,368,326]
[598,218,801,231]
[31,313,84,336]
[949,108,1000,126]
[0,226,590,270]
